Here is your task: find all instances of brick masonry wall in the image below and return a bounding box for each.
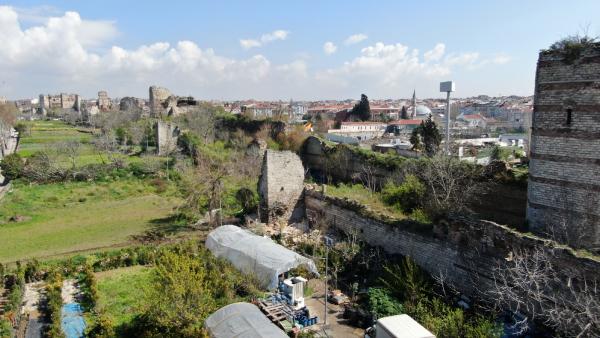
[533,135,600,159]
[305,188,600,304]
[301,136,527,227]
[258,150,305,223]
[528,43,600,252]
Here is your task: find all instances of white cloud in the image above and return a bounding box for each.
[492,54,511,64]
[261,30,289,43]
[0,7,514,99]
[239,39,261,49]
[240,29,289,49]
[424,43,445,62]
[323,41,337,55]
[344,33,368,45]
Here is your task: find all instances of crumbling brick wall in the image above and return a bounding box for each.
[305,187,600,312]
[258,150,305,223]
[527,43,600,253]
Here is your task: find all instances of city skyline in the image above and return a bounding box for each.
[1,0,599,100]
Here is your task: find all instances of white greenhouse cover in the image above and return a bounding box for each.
[206,224,319,289]
[205,302,288,338]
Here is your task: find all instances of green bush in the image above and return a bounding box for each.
[409,208,431,224]
[0,153,24,181]
[367,287,404,318]
[45,271,65,338]
[0,319,12,338]
[86,311,115,338]
[381,175,426,213]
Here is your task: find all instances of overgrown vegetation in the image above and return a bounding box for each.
[44,270,65,338]
[546,33,598,64]
[81,241,262,338]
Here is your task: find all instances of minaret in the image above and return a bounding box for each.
[412,89,417,118]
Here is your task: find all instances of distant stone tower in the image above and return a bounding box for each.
[156,121,180,156]
[149,86,172,117]
[527,42,600,253]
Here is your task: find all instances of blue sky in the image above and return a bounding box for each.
[1,0,599,100]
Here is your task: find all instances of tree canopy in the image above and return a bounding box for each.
[410,116,441,156]
[350,94,371,121]
[400,106,409,120]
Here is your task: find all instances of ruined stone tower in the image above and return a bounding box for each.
[258,150,305,223]
[527,42,600,253]
[156,120,180,156]
[149,86,172,117]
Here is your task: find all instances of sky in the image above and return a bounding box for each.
[1,0,599,100]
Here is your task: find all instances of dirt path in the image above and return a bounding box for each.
[22,282,46,338]
[304,279,364,337]
[61,280,78,304]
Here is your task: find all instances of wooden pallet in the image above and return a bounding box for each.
[258,300,294,325]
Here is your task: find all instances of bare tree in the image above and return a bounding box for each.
[353,165,380,193]
[417,155,483,215]
[57,140,81,170]
[490,247,600,336]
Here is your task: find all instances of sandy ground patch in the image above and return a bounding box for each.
[62,279,78,303]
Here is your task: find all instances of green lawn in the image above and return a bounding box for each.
[0,178,182,263]
[325,183,407,220]
[18,120,95,157]
[96,265,153,326]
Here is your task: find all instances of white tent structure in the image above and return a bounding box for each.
[205,302,288,338]
[206,225,319,289]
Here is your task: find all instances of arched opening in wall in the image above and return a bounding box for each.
[566,108,573,126]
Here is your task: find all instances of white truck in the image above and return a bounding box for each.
[365,314,435,338]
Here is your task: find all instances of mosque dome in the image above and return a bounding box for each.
[416,105,432,116]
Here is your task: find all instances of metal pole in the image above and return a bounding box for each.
[445,91,451,155]
[324,244,328,327]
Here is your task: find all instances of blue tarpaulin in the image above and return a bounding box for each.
[61,303,86,338]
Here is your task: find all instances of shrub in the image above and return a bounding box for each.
[0,153,24,181]
[381,175,426,213]
[409,208,431,224]
[44,270,65,338]
[86,311,115,338]
[235,187,258,214]
[0,319,12,338]
[367,287,404,318]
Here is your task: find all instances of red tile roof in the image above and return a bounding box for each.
[388,119,422,125]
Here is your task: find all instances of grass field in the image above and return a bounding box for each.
[0,178,182,263]
[17,120,95,157]
[325,183,407,220]
[96,265,153,326]
[0,120,185,263]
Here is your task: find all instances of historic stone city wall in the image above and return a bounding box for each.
[304,187,600,302]
[300,136,527,227]
[527,43,600,253]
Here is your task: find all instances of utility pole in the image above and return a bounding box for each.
[323,236,333,329]
[440,81,455,155]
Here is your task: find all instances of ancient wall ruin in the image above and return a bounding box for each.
[258,150,305,223]
[527,43,600,253]
[156,121,180,156]
[149,86,172,117]
[305,187,600,313]
[300,136,528,227]
[97,91,112,111]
